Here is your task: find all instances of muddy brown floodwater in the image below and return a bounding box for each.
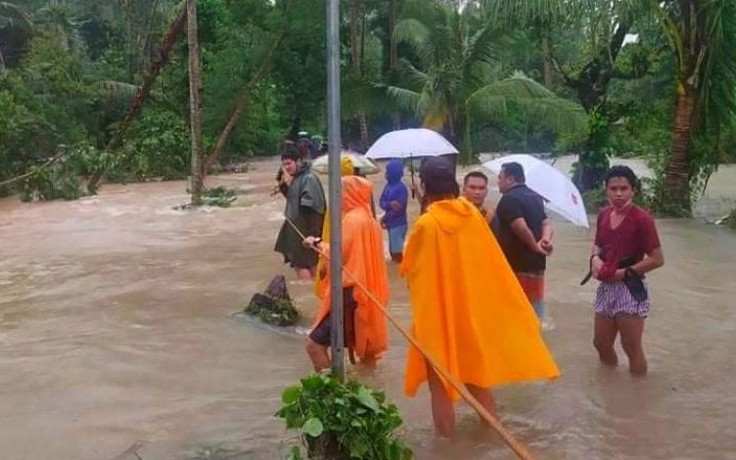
[1,157,735,460]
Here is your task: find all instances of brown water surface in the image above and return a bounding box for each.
[1,158,735,460]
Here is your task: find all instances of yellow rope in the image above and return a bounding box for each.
[283,216,538,460]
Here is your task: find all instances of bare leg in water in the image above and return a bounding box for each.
[466,384,498,422]
[426,364,454,438]
[617,315,647,375]
[594,313,619,366]
[305,339,330,371]
[296,267,315,281]
[426,364,499,438]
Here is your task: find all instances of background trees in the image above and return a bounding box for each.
[1,0,735,215]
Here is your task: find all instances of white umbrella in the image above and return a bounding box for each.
[483,154,589,228]
[311,151,380,175]
[365,128,459,160]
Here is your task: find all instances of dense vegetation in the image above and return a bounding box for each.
[1,0,735,215]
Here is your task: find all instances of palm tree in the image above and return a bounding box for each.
[386,1,585,163]
[653,0,736,216]
[485,0,652,191]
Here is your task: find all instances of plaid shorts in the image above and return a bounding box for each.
[594,280,650,319]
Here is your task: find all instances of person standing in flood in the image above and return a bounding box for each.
[401,157,560,438]
[492,162,553,326]
[462,171,493,223]
[589,165,664,375]
[302,175,389,371]
[379,160,409,263]
[274,148,326,280]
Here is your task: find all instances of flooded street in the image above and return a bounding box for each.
[1,157,735,460]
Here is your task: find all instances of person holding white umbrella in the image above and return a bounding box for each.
[492,162,554,328]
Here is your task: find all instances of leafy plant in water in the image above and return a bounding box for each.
[202,186,237,208]
[276,373,413,460]
[244,296,299,327]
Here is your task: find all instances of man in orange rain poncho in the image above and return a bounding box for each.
[400,157,560,438]
[314,155,356,300]
[302,174,389,371]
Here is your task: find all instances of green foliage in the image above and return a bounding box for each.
[581,169,659,215]
[202,186,237,208]
[18,142,104,201]
[244,293,299,326]
[276,374,413,460]
[121,107,191,180]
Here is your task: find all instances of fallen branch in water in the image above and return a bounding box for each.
[0,150,67,188]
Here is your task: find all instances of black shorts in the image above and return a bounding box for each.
[309,287,357,347]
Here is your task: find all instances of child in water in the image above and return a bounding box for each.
[379,160,409,263]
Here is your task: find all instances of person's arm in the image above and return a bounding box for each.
[628,247,664,275]
[614,213,664,279]
[510,218,547,255]
[541,219,553,241]
[590,244,604,278]
[540,218,553,254]
[379,188,391,212]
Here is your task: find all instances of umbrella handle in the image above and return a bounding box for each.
[409,153,416,198]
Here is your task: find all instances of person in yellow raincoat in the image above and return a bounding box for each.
[400,157,560,438]
[302,174,389,371]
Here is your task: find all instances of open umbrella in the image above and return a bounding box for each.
[365,128,459,159]
[311,151,380,175]
[365,128,459,194]
[483,154,589,228]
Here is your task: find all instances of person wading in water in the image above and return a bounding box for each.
[274,148,326,280]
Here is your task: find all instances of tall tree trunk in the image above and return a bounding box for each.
[661,91,696,216]
[541,34,553,88]
[0,46,6,74]
[203,30,286,174]
[187,0,204,206]
[87,6,187,193]
[349,0,368,150]
[389,0,400,130]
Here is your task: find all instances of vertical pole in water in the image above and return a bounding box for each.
[326,0,344,381]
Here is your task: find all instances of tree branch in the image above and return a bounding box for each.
[202,29,287,173]
[0,150,67,188]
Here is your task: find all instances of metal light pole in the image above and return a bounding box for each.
[325,0,344,380]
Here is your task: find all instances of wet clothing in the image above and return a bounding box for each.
[492,184,547,273]
[517,272,546,321]
[593,204,660,317]
[594,205,661,280]
[274,163,326,269]
[315,157,355,299]
[400,197,560,401]
[379,160,408,229]
[311,176,389,362]
[595,280,650,318]
[308,288,358,346]
[388,224,407,254]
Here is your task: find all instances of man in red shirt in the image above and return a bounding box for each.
[589,166,664,375]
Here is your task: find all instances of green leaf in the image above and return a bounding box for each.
[287,446,303,460]
[301,374,324,391]
[282,386,300,404]
[302,417,324,438]
[356,387,380,413]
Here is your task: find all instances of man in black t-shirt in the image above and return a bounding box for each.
[492,162,553,326]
